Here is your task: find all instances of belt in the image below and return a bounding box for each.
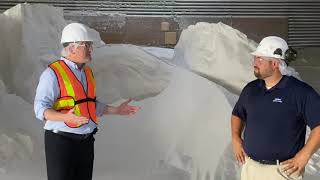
[50,128,98,141]
[250,157,286,165]
[255,159,280,165]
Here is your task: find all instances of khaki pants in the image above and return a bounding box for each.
[241,157,303,180]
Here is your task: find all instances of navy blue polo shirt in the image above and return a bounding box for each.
[232,75,320,161]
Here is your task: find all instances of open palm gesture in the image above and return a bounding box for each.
[116,99,140,115]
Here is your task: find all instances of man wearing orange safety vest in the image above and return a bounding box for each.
[34,23,140,180]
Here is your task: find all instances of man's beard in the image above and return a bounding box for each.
[254,72,262,79]
[254,68,273,80]
[254,67,262,79]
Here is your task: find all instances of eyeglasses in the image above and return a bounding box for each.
[253,56,276,64]
[76,42,93,49]
[254,56,268,61]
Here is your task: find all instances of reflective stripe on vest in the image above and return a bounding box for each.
[49,60,98,128]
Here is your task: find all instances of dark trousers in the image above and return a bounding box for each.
[45,130,95,180]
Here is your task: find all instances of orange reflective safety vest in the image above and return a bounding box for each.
[49,60,98,128]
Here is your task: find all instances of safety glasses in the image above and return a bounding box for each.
[76,41,93,49]
[254,56,274,62]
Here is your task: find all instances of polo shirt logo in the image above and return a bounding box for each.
[272,98,283,103]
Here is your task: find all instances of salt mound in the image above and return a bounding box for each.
[0,4,65,102]
[0,3,169,104]
[174,22,257,93]
[92,44,172,103]
[93,66,238,180]
[0,131,33,174]
[0,79,44,177]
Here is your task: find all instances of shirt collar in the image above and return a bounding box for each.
[60,57,82,70]
[258,75,289,91]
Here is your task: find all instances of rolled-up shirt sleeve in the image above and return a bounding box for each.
[34,68,59,121]
[96,100,106,117]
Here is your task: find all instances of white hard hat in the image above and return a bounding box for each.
[251,36,288,59]
[60,23,93,44]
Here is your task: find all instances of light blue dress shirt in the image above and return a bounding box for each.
[34,57,106,134]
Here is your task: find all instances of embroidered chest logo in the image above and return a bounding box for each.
[272,98,283,103]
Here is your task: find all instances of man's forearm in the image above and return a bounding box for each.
[103,105,118,115]
[231,115,245,139]
[43,108,67,122]
[299,125,320,158]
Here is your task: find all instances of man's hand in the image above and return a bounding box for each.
[231,115,246,165]
[104,99,140,116]
[281,151,310,176]
[115,99,140,115]
[63,108,89,125]
[281,125,320,176]
[232,137,247,165]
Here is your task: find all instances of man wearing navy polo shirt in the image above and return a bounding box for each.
[231,36,320,180]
